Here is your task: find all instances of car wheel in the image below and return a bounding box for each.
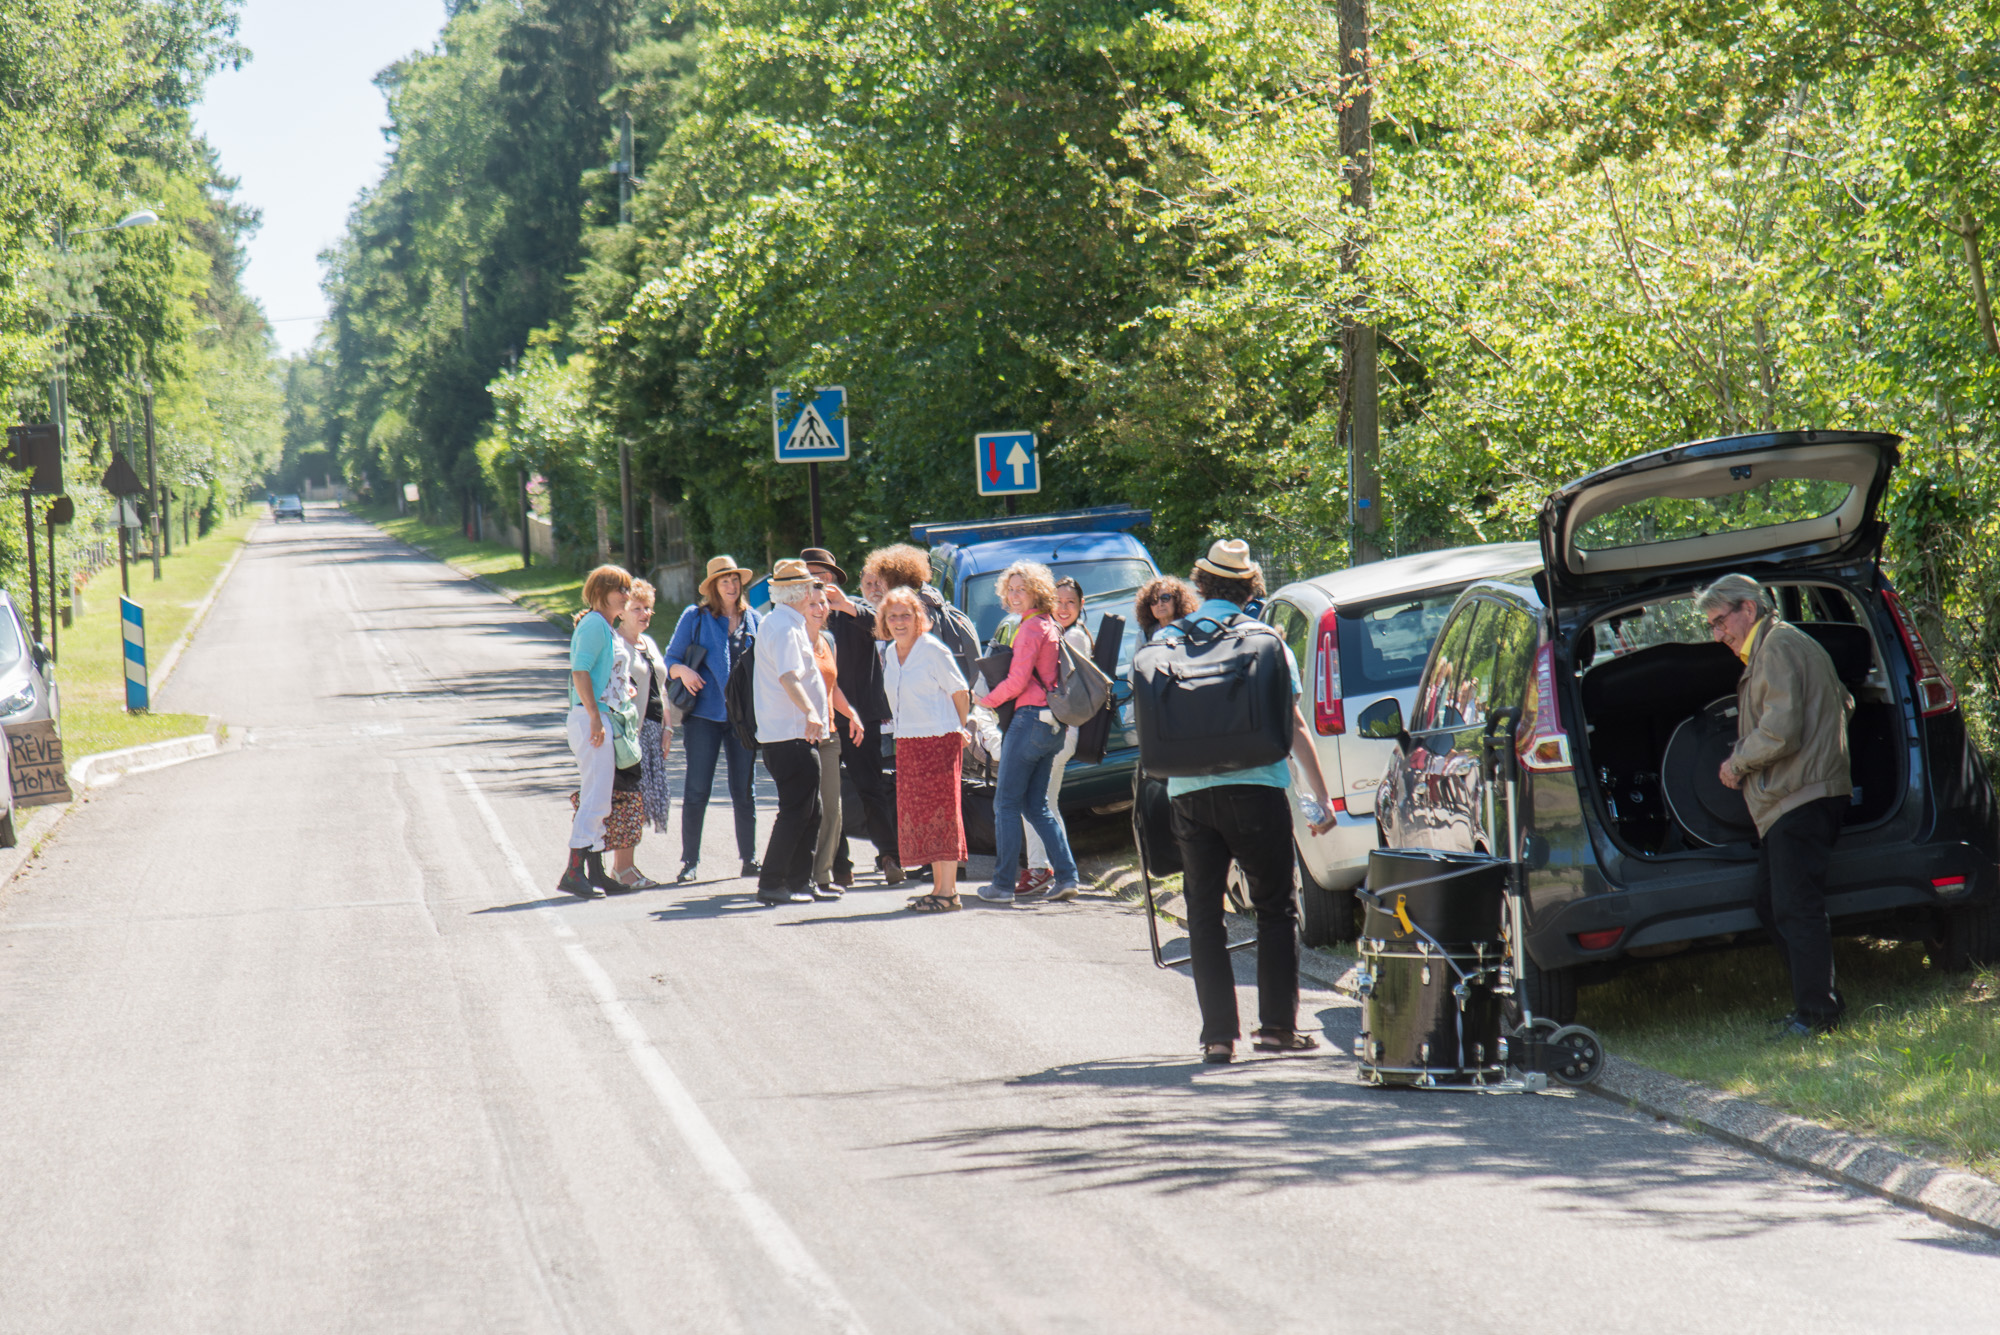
[1297,845,1357,948]
[1505,953,1578,1026]
[1928,898,2000,972]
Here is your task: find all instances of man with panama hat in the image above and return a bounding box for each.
[1157,538,1338,1065]
[752,559,833,904]
[805,545,903,884]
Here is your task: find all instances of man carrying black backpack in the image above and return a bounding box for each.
[1139,539,1338,1066]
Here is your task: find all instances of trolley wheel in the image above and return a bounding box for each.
[1546,1024,1606,1087]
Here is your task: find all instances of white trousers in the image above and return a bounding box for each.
[1024,725,1079,871]
[567,705,615,850]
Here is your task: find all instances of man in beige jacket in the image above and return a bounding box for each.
[1698,574,1854,1036]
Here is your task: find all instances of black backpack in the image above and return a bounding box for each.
[1131,613,1295,778]
[724,635,759,753]
[919,586,983,689]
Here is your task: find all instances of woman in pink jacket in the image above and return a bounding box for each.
[973,561,1080,903]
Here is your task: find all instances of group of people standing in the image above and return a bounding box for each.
[554,541,1086,914]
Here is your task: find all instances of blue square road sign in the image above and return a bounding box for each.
[773,386,850,463]
[975,431,1039,496]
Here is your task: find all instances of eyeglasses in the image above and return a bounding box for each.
[1150,593,1178,606]
[1705,607,1738,633]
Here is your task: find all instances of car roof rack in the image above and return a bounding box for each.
[909,504,1151,547]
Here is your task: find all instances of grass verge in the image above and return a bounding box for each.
[60,511,256,759]
[352,504,584,627]
[1579,940,2000,1181]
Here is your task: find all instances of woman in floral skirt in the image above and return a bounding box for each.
[877,586,971,911]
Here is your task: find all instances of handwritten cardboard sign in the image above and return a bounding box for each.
[7,720,71,807]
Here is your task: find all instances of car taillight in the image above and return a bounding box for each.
[1517,640,1572,772]
[1314,608,1345,736]
[1575,927,1624,951]
[1882,587,1957,717]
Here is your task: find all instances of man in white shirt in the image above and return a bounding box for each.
[753,560,831,904]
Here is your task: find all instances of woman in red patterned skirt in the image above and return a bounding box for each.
[877,586,972,911]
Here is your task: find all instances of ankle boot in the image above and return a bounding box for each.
[558,848,601,899]
[584,850,621,894]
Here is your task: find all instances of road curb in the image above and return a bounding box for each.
[1587,1057,2000,1239]
[67,717,226,790]
[1088,850,2000,1237]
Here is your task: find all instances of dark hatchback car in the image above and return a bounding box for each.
[1372,431,2000,1022]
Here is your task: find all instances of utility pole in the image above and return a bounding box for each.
[519,467,531,569]
[143,377,161,580]
[619,439,637,568]
[617,112,635,225]
[1340,0,1383,565]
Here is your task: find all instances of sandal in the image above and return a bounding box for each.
[620,868,669,891]
[1252,1029,1320,1054]
[1202,1042,1234,1065]
[907,894,962,913]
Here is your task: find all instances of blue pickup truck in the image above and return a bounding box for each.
[911,505,1158,813]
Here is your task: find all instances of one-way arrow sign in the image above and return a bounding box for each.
[974,430,1039,496]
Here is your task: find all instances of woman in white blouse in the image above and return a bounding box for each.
[878,586,971,911]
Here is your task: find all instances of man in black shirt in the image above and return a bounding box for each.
[803,547,904,883]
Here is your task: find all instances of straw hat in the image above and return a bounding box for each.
[769,558,818,589]
[1193,538,1260,581]
[698,554,755,600]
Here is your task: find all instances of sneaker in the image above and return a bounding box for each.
[975,882,1016,903]
[1014,882,1050,904]
[675,860,700,884]
[877,854,905,886]
[741,859,762,878]
[1016,868,1053,894]
[1046,879,1081,902]
[810,882,845,901]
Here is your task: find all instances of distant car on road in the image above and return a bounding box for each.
[272,495,306,522]
[1261,542,1543,945]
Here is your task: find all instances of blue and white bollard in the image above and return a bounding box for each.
[120,596,147,713]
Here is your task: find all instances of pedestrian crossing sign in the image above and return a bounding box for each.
[773,386,850,463]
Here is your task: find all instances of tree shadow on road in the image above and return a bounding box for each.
[875,1040,1976,1246]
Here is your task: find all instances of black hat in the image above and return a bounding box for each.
[799,547,847,584]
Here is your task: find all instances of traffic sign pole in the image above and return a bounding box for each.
[808,462,823,548]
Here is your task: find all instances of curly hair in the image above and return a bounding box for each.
[864,543,932,592]
[1192,565,1265,605]
[993,560,1057,618]
[1135,575,1199,639]
[628,579,656,608]
[872,585,932,640]
[582,564,634,612]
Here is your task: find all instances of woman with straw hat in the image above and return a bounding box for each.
[663,554,763,883]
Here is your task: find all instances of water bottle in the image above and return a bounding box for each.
[1297,792,1331,826]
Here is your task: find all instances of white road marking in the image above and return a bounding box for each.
[453,769,872,1334]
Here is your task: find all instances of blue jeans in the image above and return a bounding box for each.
[991,707,1077,885]
[680,714,757,863]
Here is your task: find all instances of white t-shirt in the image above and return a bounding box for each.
[882,633,969,739]
[755,602,829,744]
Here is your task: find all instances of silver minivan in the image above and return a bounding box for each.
[1262,543,1541,945]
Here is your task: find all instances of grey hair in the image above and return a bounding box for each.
[771,580,819,608]
[1693,574,1773,619]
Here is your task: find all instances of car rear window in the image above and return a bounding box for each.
[1573,476,1854,552]
[1337,592,1458,695]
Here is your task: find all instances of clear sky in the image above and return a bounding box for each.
[193,0,450,358]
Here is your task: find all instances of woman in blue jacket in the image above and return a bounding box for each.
[665,555,763,882]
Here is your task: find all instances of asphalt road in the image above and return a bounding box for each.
[1,508,1995,1334]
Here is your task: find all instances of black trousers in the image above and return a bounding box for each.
[1170,784,1300,1044]
[759,739,822,894]
[840,717,900,863]
[1752,795,1847,1024]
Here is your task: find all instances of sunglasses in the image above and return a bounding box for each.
[1150,593,1178,606]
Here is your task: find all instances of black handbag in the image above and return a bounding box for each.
[975,647,1018,732]
[668,641,706,715]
